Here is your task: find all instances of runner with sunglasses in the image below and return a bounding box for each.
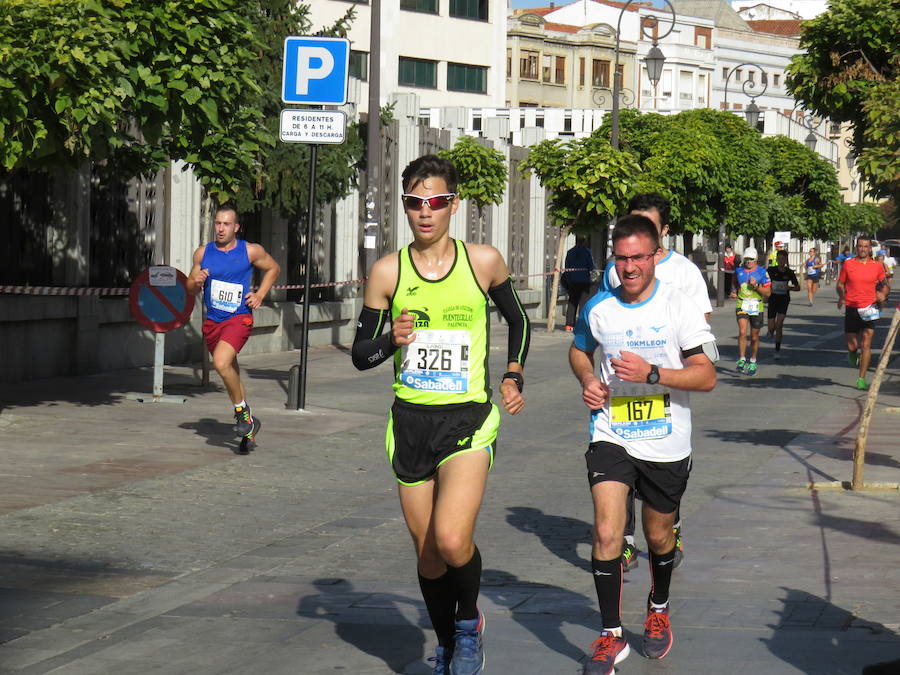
[351,154,531,675]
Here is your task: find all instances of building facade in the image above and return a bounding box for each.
[307,0,507,111]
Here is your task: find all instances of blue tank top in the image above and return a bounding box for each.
[805,257,820,277]
[201,240,252,323]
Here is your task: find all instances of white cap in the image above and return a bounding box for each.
[743,247,758,260]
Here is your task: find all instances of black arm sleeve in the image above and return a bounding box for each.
[351,306,397,371]
[489,278,531,366]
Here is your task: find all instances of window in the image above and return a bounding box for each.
[447,62,487,93]
[399,57,437,88]
[735,68,742,81]
[641,16,658,40]
[349,51,368,81]
[520,50,538,80]
[401,0,438,12]
[748,70,755,85]
[542,54,552,82]
[450,0,487,20]
[555,56,566,84]
[592,59,610,87]
[579,57,585,86]
[694,26,712,49]
[506,49,512,78]
[773,73,780,87]
[722,66,729,80]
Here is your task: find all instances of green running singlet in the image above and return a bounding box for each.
[391,239,490,405]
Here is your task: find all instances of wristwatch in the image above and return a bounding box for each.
[502,371,524,392]
[646,365,660,385]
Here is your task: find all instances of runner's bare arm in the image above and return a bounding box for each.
[245,244,281,309]
[611,350,716,392]
[570,344,608,409]
[185,247,208,294]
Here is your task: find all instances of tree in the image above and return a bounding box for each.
[522,132,640,330]
[439,135,507,243]
[786,0,900,199]
[0,0,269,199]
[0,0,364,209]
[596,109,773,240]
[761,135,849,240]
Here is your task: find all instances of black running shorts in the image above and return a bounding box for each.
[736,307,764,329]
[386,399,499,486]
[585,441,691,515]
[767,295,790,318]
[844,306,878,334]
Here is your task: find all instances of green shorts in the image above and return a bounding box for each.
[385,399,500,486]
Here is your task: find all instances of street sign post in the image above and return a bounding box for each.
[281,36,350,412]
[128,266,195,404]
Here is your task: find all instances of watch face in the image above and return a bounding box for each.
[647,367,659,384]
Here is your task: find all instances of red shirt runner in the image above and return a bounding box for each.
[839,257,886,308]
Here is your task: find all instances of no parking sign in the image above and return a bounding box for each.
[129,266,195,333]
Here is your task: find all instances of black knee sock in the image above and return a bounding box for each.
[591,557,623,629]
[418,571,456,647]
[649,547,676,605]
[775,341,781,351]
[447,546,482,621]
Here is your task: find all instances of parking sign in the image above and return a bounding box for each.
[282,37,350,105]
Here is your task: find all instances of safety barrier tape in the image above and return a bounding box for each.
[0,268,591,296]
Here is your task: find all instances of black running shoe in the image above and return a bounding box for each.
[242,417,261,452]
[642,604,673,659]
[233,405,253,436]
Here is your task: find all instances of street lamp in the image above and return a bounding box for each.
[723,62,768,128]
[717,63,767,308]
[592,86,635,110]
[791,105,823,153]
[610,0,676,149]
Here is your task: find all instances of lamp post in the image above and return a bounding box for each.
[592,86,635,110]
[791,107,823,153]
[715,62,768,308]
[723,62,768,128]
[610,0,675,149]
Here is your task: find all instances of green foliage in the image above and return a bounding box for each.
[0,0,364,212]
[439,136,507,211]
[239,1,364,215]
[846,201,883,232]
[786,0,899,198]
[761,135,849,239]
[0,0,269,199]
[520,131,640,234]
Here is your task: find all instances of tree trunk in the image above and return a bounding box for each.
[546,225,571,332]
[851,304,900,489]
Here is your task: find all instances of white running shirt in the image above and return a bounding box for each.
[603,249,713,315]
[573,281,714,462]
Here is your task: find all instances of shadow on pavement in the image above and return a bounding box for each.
[179,417,245,453]
[506,507,591,573]
[761,587,900,675]
[295,578,427,673]
[480,568,597,667]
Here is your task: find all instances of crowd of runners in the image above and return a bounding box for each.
[183,153,893,675]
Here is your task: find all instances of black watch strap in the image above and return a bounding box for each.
[502,371,524,392]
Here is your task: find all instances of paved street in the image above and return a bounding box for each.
[1,282,898,674]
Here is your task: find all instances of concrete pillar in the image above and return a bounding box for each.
[49,162,91,286]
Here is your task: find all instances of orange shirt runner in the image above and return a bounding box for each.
[839,257,886,308]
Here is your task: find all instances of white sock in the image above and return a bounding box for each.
[234,400,247,409]
[650,600,669,611]
[624,535,635,546]
[604,626,623,637]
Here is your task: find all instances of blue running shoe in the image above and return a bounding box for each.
[428,645,452,675]
[642,604,673,659]
[449,612,485,675]
[736,358,746,373]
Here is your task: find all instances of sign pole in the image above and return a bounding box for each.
[281,36,349,411]
[296,143,318,411]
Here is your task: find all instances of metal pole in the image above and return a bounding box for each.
[610,5,627,150]
[297,143,318,411]
[153,332,165,401]
[364,0,382,273]
[717,218,726,307]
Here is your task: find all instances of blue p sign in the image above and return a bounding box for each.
[282,37,350,105]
